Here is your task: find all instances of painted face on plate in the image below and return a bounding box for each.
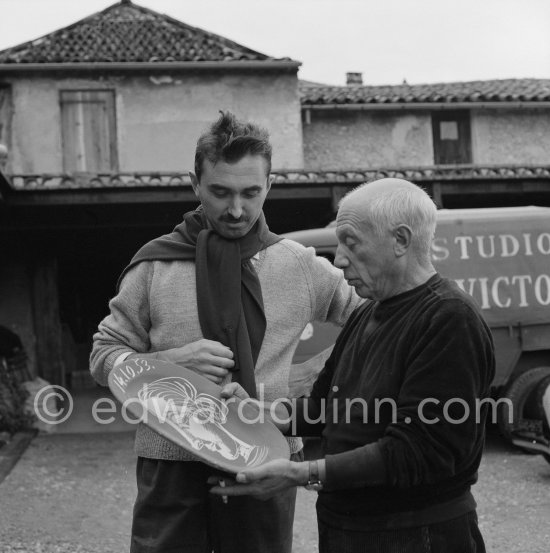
[190,154,272,239]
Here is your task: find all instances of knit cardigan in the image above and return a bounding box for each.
[90,238,360,460]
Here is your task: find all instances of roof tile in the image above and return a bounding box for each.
[6,165,550,191]
[0,0,290,64]
[300,79,550,105]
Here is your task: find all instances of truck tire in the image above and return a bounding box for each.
[498,366,550,447]
[534,374,550,465]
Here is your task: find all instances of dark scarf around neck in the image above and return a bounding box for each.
[117,207,281,398]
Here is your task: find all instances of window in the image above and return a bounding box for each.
[0,85,11,148]
[432,111,471,165]
[60,90,118,173]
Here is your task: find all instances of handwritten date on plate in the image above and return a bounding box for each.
[112,358,153,393]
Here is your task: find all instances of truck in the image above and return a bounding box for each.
[284,206,550,462]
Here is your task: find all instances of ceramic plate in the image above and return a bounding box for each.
[108,357,290,473]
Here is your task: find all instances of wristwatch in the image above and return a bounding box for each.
[304,460,323,492]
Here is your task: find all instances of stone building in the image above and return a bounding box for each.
[300,76,550,207]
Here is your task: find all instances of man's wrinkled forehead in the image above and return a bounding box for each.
[336,192,355,222]
[336,192,366,225]
[336,196,381,242]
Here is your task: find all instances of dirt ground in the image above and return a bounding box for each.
[0,430,549,552]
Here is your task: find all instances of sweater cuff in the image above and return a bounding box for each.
[325,442,387,490]
[114,351,133,367]
[95,349,134,386]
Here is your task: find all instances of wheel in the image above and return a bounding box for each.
[534,374,550,465]
[498,366,550,449]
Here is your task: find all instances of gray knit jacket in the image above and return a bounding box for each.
[90,238,360,460]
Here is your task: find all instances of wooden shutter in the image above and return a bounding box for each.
[0,85,12,148]
[432,111,472,165]
[60,90,118,173]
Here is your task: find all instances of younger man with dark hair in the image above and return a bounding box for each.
[90,111,360,553]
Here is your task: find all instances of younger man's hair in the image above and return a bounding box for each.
[194,111,272,181]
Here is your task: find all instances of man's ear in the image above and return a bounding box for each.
[266,174,274,193]
[393,224,412,256]
[189,171,200,198]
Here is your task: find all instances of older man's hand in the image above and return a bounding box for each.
[220,383,292,433]
[220,382,250,401]
[209,459,307,501]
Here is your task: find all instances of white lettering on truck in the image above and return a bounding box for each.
[431,237,450,261]
[450,233,550,260]
[454,274,550,310]
[431,230,550,311]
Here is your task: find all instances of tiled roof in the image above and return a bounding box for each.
[0,0,290,65]
[6,165,550,191]
[300,79,550,105]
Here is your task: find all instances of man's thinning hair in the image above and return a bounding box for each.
[194,111,272,181]
[346,180,437,263]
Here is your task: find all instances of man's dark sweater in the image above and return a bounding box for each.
[293,274,495,530]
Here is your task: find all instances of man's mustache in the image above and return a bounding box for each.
[221,216,248,223]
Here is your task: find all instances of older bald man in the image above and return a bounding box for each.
[213,178,495,553]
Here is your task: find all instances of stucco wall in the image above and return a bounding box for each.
[303,110,434,170]
[304,107,550,170]
[472,108,550,165]
[7,71,303,174]
[10,79,61,174]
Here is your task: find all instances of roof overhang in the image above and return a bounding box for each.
[2,165,549,205]
[2,167,550,230]
[0,60,301,73]
[302,101,550,111]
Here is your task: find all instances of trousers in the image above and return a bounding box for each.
[318,510,485,553]
[130,455,300,553]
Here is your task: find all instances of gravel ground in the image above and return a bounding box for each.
[0,429,549,552]
[0,433,135,553]
[476,429,550,553]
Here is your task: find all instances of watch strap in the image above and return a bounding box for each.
[305,460,323,491]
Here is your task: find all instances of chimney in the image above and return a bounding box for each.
[346,72,363,86]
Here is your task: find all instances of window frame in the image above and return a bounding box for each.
[432,110,472,165]
[59,89,118,173]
